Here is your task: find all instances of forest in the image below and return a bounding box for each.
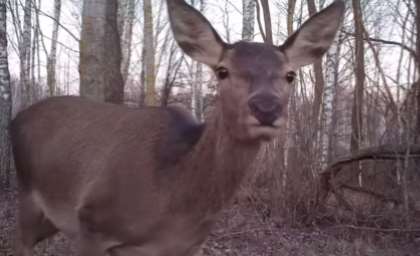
[0,0,420,255]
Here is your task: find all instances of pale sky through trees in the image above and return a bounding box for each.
[6,0,406,94]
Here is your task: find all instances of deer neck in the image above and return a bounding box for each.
[173,104,261,213]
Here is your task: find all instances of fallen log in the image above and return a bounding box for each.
[318,144,420,207]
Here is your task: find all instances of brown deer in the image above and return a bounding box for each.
[11,1,344,255]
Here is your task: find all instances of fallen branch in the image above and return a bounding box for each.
[333,225,420,233]
[318,144,420,205]
[339,183,400,205]
[322,144,420,178]
[213,228,272,241]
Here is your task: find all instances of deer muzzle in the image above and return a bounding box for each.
[248,94,283,127]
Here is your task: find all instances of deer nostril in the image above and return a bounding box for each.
[248,96,282,126]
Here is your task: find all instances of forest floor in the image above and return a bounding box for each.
[1,186,419,256]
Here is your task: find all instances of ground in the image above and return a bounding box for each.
[1,187,419,256]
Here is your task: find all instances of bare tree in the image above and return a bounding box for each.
[0,0,12,186]
[47,0,61,96]
[20,0,32,105]
[415,0,420,143]
[190,0,205,120]
[120,0,135,84]
[161,41,183,106]
[307,0,325,156]
[258,0,273,45]
[143,0,157,106]
[79,0,124,104]
[242,0,256,41]
[321,32,344,166]
[350,0,366,171]
[287,0,296,35]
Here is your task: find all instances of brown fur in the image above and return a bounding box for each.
[11,1,344,255]
[11,96,259,256]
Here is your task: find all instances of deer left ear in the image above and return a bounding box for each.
[167,0,226,68]
[280,0,345,69]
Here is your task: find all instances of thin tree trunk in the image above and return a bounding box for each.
[306,0,326,173]
[47,0,61,96]
[120,0,135,84]
[350,0,365,155]
[31,0,38,96]
[192,0,205,120]
[322,32,343,167]
[36,0,40,84]
[0,0,12,186]
[143,0,157,106]
[415,0,420,143]
[191,62,204,121]
[307,0,325,141]
[161,42,182,106]
[279,0,297,220]
[117,0,127,36]
[351,0,366,186]
[287,0,296,35]
[139,46,146,106]
[20,0,32,106]
[259,0,272,45]
[242,0,256,41]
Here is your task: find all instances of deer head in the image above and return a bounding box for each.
[168,0,344,141]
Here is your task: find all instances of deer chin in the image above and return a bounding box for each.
[244,116,285,141]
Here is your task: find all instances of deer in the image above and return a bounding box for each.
[11,0,344,255]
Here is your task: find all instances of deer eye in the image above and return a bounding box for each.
[286,71,296,83]
[216,67,229,80]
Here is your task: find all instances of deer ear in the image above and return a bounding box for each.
[280,0,345,69]
[167,0,226,67]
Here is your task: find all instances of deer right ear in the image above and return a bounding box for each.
[167,0,226,67]
[280,0,345,69]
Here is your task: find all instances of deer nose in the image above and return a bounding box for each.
[248,95,282,126]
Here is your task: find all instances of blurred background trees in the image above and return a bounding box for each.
[1,0,420,236]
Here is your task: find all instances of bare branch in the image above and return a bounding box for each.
[342,30,417,63]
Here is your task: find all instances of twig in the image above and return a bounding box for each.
[213,228,272,241]
[342,30,417,64]
[333,225,420,233]
[31,2,80,42]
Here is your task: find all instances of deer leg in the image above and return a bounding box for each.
[15,193,58,256]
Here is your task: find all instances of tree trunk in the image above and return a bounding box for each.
[350,0,365,186]
[415,0,420,143]
[192,1,204,120]
[259,0,272,45]
[321,32,343,166]
[287,0,296,35]
[307,0,325,144]
[0,0,12,186]
[20,0,32,106]
[161,42,182,107]
[350,0,365,154]
[120,0,135,84]
[117,0,126,36]
[143,0,157,106]
[242,0,255,41]
[47,0,61,96]
[31,0,38,95]
[80,0,124,104]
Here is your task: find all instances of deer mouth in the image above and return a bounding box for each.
[245,115,285,140]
